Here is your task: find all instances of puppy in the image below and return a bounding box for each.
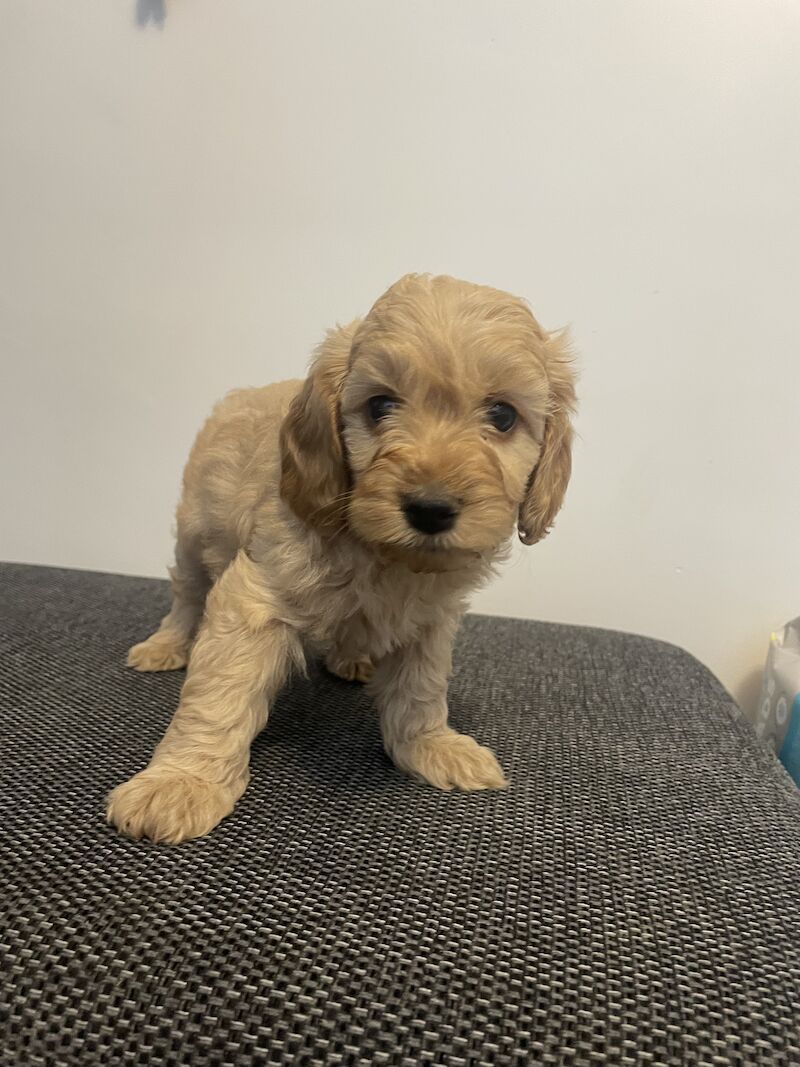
[107,273,576,843]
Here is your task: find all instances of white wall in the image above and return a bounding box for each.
[2,0,799,714]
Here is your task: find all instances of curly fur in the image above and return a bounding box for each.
[108,274,576,843]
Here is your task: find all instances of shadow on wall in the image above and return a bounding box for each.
[736,665,766,726]
[135,0,166,29]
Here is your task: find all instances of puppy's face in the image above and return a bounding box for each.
[341,282,549,564]
[280,274,576,567]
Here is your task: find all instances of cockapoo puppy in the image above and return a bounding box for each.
[107,273,576,843]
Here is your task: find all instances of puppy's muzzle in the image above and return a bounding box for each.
[402,495,459,535]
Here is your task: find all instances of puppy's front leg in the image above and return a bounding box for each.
[107,551,302,843]
[371,623,508,792]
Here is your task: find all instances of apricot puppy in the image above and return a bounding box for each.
[107,273,576,843]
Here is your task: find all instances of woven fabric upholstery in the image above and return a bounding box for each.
[1,562,799,1066]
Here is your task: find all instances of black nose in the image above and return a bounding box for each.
[402,497,458,535]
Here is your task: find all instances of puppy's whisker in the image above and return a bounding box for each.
[304,490,352,524]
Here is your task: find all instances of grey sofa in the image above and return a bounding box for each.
[1,562,799,1065]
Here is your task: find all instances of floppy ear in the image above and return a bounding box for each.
[279,327,353,535]
[518,330,577,546]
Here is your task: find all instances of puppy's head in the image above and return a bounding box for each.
[280,274,576,568]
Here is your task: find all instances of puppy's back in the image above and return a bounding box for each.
[177,380,303,578]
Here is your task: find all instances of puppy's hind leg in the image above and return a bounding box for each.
[127,532,210,673]
[324,620,375,683]
[325,650,375,684]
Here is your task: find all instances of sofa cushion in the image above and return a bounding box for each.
[1,563,798,1065]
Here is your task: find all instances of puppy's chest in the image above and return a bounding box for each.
[309,566,464,656]
[358,576,433,648]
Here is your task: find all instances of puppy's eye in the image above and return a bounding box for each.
[367,395,400,422]
[486,401,517,433]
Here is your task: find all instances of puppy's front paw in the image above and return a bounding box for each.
[107,767,235,844]
[127,637,189,672]
[392,731,508,792]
